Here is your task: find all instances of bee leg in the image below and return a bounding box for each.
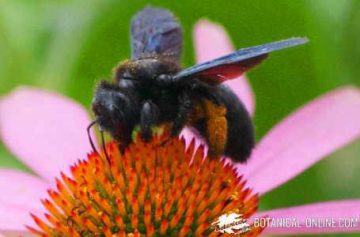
[202,100,228,159]
[115,129,133,154]
[140,101,159,142]
[170,91,193,137]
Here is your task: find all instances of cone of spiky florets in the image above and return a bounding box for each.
[28,134,263,236]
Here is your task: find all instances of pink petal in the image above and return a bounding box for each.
[0,205,37,231]
[0,169,47,211]
[0,171,49,234]
[0,87,94,182]
[239,86,360,194]
[180,128,205,148]
[180,128,209,156]
[255,200,360,234]
[0,231,34,237]
[193,19,255,115]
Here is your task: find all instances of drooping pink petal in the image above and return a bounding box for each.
[255,200,360,234]
[0,172,49,235]
[0,87,94,182]
[0,169,47,211]
[239,86,360,195]
[180,128,208,156]
[0,231,33,237]
[0,204,38,231]
[193,19,255,115]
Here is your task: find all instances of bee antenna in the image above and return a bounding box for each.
[87,120,99,155]
[100,129,111,165]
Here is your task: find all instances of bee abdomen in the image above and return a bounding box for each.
[219,86,255,163]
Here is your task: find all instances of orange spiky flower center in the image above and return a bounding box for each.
[29,134,262,236]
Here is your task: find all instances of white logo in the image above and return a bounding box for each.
[211,211,251,235]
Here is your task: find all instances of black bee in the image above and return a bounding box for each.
[91,7,308,163]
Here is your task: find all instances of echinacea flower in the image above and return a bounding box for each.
[0,20,360,236]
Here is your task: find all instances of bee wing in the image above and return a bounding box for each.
[131,7,183,62]
[173,37,308,84]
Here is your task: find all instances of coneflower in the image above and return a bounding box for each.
[28,134,262,236]
[0,20,360,237]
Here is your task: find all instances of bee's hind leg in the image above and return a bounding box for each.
[202,99,228,159]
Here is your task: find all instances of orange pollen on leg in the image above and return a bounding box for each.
[28,134,263,236]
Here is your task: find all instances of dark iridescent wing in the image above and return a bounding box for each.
[131,7,183,62]
[174,37,308,84]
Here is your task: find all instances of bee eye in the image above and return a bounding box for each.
[122,72,134,80]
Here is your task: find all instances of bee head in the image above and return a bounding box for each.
[92,81,138,136]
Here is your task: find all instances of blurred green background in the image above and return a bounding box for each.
[0,0,359,236]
